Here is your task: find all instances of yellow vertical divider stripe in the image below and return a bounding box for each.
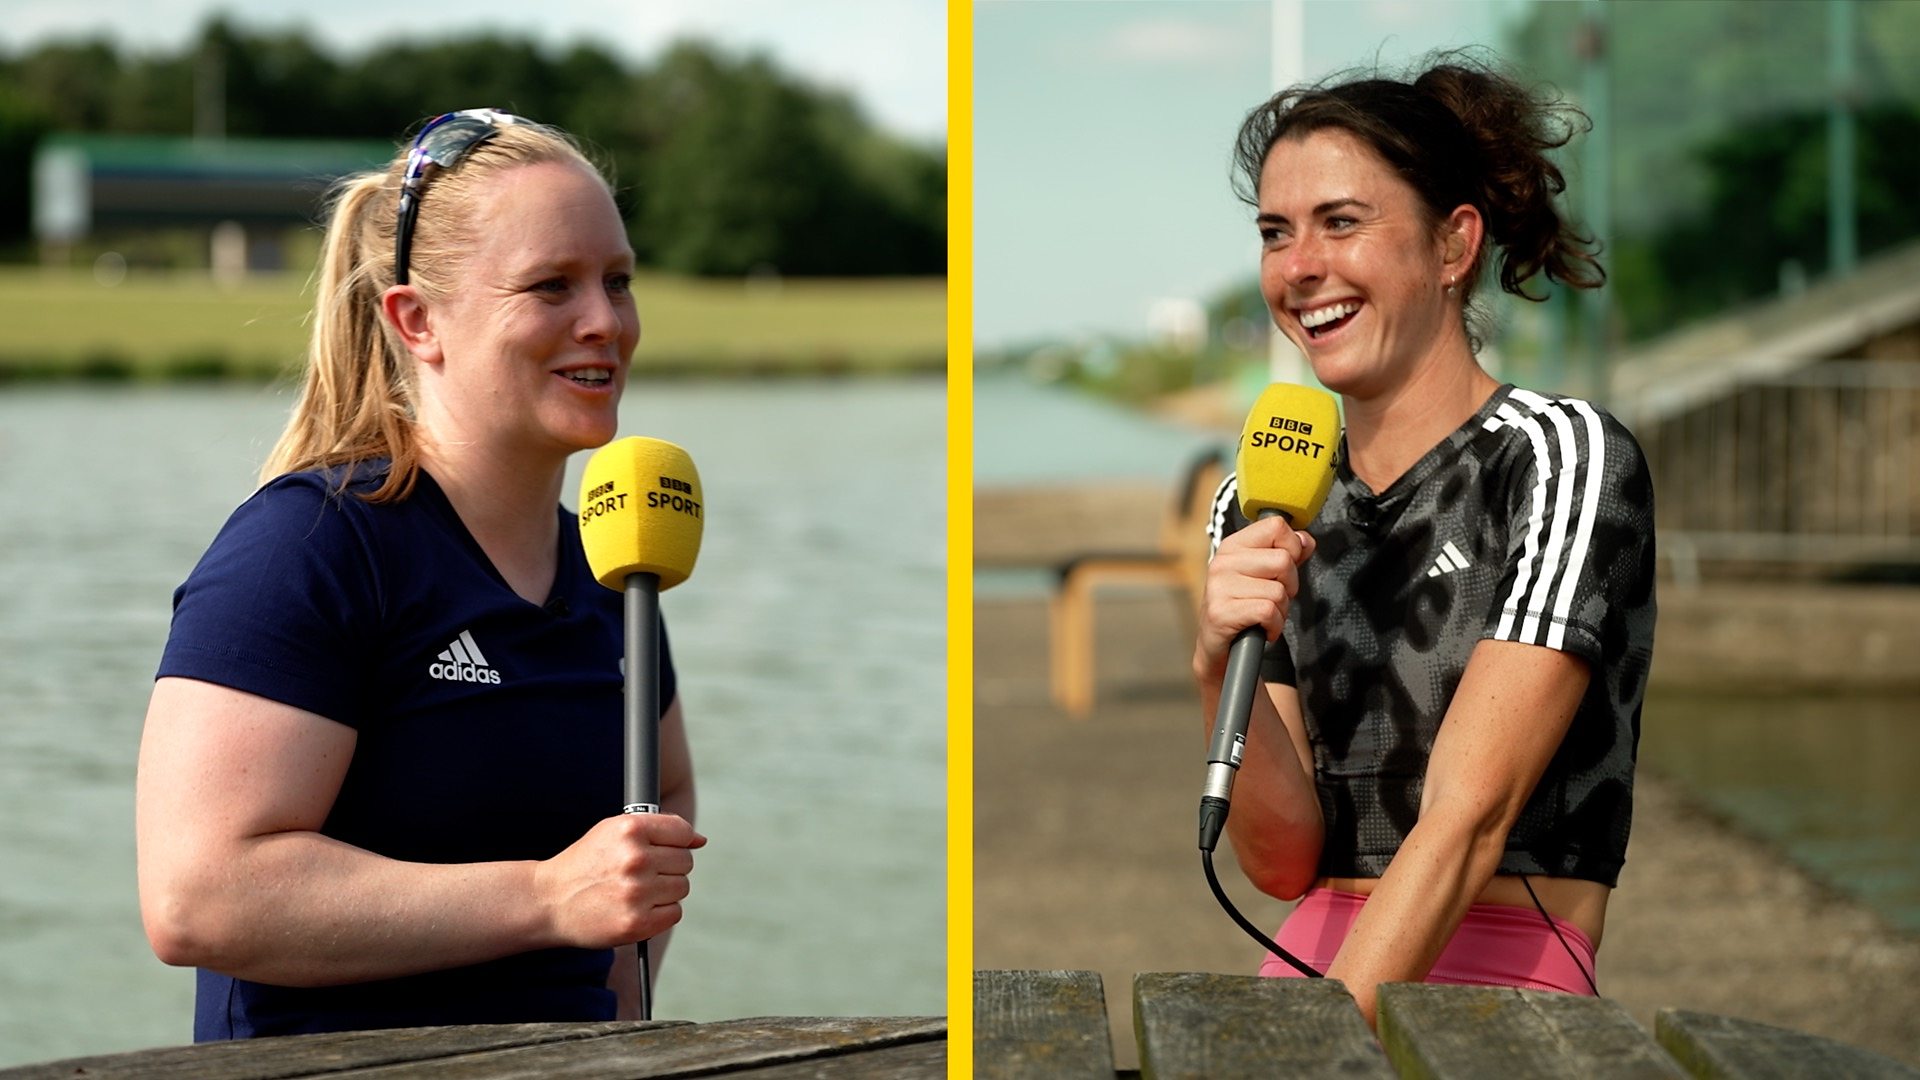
[946,0,975,1076]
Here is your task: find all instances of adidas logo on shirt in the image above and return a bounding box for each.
[1427,540,1472,578]
[429,629,502,684]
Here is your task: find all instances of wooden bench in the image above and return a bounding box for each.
[1048,450,1226,718]
[0,1015,945,1079]
[975,969,1918,1079]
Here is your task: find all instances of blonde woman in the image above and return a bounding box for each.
[136,111,700,1039]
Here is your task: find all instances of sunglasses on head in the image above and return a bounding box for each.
[394,108,526,286]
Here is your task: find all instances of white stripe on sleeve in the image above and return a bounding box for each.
[1511,390,1581,644]
[1545,399,1609,651]
[1206,473,1238,559]
[1493,402,1553,642]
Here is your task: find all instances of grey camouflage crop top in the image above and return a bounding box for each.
[1209,385,1657,886]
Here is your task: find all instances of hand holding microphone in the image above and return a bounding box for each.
[1195,384,1339,978]
[577,435,705,1019]
[535,811,704,949]
[1198,383,1339,853]
[1197,519,1316,675]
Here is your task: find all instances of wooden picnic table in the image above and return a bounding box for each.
[975,969,1918,1079]
[0,1014,944,1079]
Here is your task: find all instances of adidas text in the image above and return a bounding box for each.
[429,662,502,684]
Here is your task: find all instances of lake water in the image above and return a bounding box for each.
[1640,689,1920,935]
[977,370,1920,937]
[0,378,945,1066]
[973,370,1224,486]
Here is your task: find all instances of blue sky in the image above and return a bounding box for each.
[975,0,1533,348]
[1,0,946,143]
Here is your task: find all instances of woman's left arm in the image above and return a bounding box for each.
[609,696,697,1019]
[1322,638,1590,1025]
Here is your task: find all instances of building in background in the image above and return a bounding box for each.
[33,134,388,277]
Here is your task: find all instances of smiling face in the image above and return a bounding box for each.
[413,158,639,463]
[1256,127,1475,400]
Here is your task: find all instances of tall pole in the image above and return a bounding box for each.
[1579,0,1612,403]
[194,37,225,142]
[1827,0,1858,277]
[1267,0,1309,388]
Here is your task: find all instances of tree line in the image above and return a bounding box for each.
[0,20,945,277]
[1506,0,1920,341]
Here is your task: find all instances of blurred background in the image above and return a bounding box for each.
[0,0,945,1066]
[974,0,1920,1069]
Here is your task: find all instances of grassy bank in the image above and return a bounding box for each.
[0,268,946,381]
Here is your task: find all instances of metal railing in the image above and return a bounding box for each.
[1631,360,1920,579]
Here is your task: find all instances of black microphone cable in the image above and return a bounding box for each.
[1201,845,1321,978]
[635,940,652,1019]
[1521,875,1599,995]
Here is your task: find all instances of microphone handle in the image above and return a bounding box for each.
[623,572,662,815]
[1199,508,1285,852]
[622,571,662,1022]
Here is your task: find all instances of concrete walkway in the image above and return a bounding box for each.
[972,593,1920,1071]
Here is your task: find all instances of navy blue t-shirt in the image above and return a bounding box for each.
[156,462,677,1040]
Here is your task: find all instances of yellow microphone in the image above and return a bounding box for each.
[1200,384,1340,853]
[1232,382,1339,525]
[577,435,704,1021]
[580,436,704,593]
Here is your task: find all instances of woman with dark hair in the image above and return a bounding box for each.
[1195,56,1656,1025]
[136,110,701,1039]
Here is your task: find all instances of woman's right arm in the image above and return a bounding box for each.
[1191,515,1324,900]
[136,677,703,988]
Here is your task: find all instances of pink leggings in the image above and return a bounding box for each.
[1259,887,1598,995]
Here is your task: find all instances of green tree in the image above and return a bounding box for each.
[642,44,840,274]
[1506,0,1920,341]
[0,87,51,249]
[0,23,944,274]
[4,38,121,132]
[641,42,942,276]
[1625,105,1920,336]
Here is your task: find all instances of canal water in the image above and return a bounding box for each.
[1639,689,1920,935]
[977,370,1920,937]
[0,378,945,1066]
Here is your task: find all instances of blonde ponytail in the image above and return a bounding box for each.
[261,168,422,501]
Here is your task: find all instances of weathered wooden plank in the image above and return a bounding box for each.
[324,1016,944,1078]
[1131,972,1391,1079]
[1378,985,1684,1079]
[0,1022,669,1080]
[973,969,1115,1080]
[716,1038,947,1078]
[1655,1008,1920,1079]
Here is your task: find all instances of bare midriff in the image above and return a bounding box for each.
[1315,874,1611,948]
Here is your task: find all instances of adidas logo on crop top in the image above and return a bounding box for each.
[1206,385,1657,889]
[157,460,679,1039]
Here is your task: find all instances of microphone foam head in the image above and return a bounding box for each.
[579,436,704,591]
[1235,383,1341,526]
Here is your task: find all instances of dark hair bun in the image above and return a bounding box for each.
[1233,50,1604,307]
[1412,60,1604,297]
